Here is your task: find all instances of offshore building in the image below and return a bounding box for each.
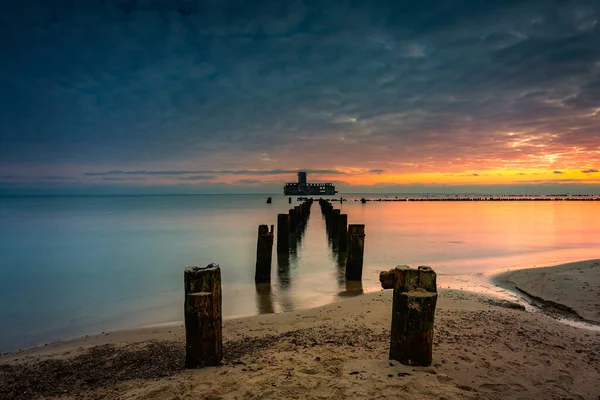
[283,172,338,196]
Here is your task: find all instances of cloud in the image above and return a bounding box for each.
[553,171,564,174]
[234,179,264,185]
[370,169,385,174]
[179,175,216,181]
[102,177,146,181]
[582,169,598,173]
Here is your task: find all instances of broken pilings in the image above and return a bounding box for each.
[277,213,290,253]
[184,264,223,368]
[379,265,438,366]
[255,224,274,283]
[345,224,365,280]
[338,213,348,252]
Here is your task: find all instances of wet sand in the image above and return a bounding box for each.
[2,261,599,399]
[496,259,600,324]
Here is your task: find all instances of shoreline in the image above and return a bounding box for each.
[1,260,599,399]
[493,259,600,325]
[3,258,598,357]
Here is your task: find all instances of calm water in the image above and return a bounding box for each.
[0,195,599,352]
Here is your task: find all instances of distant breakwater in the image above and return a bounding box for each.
[315,195,600,202]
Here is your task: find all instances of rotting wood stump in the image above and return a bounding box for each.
[277,214,290,254]
[345,224,365,280]
[184,264,222,368]
[379,265,437,366]
[255,224,274,283]
[338,213,348,252]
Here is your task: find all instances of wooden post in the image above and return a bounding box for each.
[277,213,290,253]
[338,214,348,252]
[294,206,302,229]
[255,224,274,283]
[331,209,340,237]
[289,209,296,233]
[345,224,365,280]
[379,265,438,366]
[184,264,222,368]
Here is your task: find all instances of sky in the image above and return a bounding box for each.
[0,0,599,194]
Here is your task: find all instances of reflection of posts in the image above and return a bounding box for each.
[338,214,348,252]
[255,225,274,283]
[277,251,291,288]
[345,224,365,280]
[379,265,437,366]
[277,214,290,253]
[184,264,223,368]
[255,282,275,314]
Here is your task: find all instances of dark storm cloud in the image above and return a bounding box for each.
[0,0,598,177]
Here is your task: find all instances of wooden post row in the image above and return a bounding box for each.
[338,214,348,252]
[255,224,274,283]
[184,264,223,368]
[277,213,290,253]
[345,224,365,280]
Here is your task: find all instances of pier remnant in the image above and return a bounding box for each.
[345,224,365,280]
[184,264,222,368]
[255,224,274,283]
[277,214,290,253]
[338,213,348,252]
[379,265,438,366]
[331,209,341,237]
[289,208,297,233]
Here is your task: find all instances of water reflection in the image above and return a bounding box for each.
[336,251,347,286]
[277,251,291,289]
[338,280,364,298]
[254,282,275,314]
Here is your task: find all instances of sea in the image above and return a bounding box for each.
[0,194,599,352]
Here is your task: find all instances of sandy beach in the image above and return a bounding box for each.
[2,260,599,400]
[496,259,600,324]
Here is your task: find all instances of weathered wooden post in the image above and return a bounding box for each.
[184,264,222,368]
[255,224,274,283]
[294,206,302,229]
[289,208,297,233]
[379,265,437,366]
[331,209,340,237]
[277,214,290,253]
[338,213,348,252]
[345,224,365,280]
